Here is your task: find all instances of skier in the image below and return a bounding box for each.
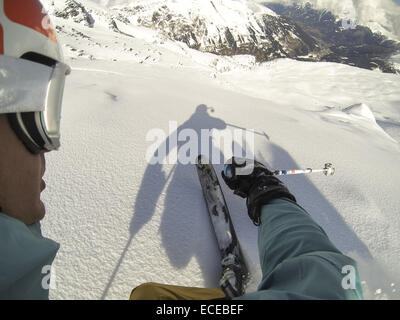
[130,158,364,300]
[0,0,70,299]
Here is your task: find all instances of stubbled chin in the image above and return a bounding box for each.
[32,199,46,223]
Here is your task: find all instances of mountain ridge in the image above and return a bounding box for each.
[44,0,400,73]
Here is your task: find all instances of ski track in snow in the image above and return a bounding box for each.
[39,0,400,300]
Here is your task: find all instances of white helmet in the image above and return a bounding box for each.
[0,0,71,154]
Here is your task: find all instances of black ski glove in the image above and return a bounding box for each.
[222,157,296,226]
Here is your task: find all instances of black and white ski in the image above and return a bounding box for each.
[195,154,249,298]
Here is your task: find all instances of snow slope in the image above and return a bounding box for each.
[39,0,400,300]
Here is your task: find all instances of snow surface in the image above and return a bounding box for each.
[39,0,400,300]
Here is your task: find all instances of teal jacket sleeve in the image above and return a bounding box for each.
[0,212,59,300]
[235,198,363,300]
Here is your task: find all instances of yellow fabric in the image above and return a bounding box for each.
[130,282,226,300]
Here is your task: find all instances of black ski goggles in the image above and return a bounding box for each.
[0,55,71,154]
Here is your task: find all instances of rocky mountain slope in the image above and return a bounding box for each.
[49,0,328,62]
[45,0,399,73]
[265,2,400,73]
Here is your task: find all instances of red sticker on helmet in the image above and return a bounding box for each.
[4,0,57,43]
[0,24,3,54]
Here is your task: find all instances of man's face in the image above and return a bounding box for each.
[0,114,47,225]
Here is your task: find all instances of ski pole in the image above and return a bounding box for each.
[223,158,335,181]
[272,163,335,177]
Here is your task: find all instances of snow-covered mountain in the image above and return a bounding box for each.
[44,0,400,73]
[117,0,327,61]
[260,0,400,43]
[48,0,327,62]
[58,0,400,43]
[264,2,400,73]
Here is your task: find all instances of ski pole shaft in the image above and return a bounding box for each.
[272,163,335,177]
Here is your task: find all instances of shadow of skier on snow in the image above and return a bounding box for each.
[101,104,245,298]
[130,104,227,238]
